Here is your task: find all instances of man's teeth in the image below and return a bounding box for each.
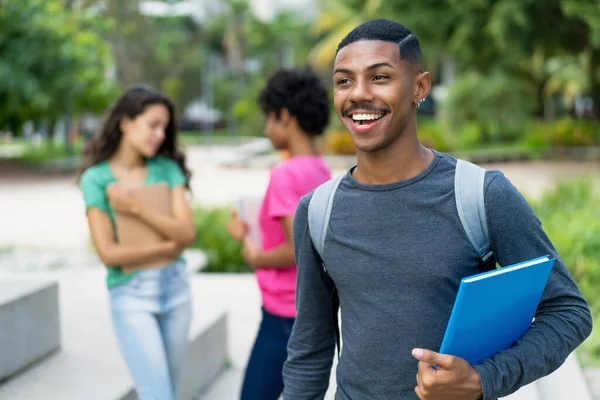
[352,113,384,125]
[352,113,384,121]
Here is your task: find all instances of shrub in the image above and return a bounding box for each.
[441,71,535,144]
[525,118,599,148]
[191,206,249,273]
[531,179,600,366]
[323,128,355,155]
[418,118,457,152]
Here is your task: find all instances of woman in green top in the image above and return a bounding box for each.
[78,85,196,400]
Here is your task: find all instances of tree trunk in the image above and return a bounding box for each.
[589,48,600,120]
[230,11,245,84]
[536,78,551,120]
[543,96,555,121]
[48,119,57,141]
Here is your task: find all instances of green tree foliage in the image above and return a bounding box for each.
[441,71,535,143]
[78,0,205,112]
[0,0,118,134]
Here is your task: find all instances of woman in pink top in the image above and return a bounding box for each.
[228,67,332,400]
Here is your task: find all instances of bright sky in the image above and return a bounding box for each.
[139,0,316,22]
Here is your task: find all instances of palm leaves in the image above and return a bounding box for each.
[308,0,386,70]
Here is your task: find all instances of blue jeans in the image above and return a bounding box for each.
[240,307,295,400]
[109,261,192,400]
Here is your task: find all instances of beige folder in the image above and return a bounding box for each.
[113,182,177,271]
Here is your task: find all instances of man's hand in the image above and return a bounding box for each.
[106,184,140,215]
[412,348,483,400]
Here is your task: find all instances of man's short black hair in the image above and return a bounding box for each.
[258,67,330,136]
[337,18,423,70]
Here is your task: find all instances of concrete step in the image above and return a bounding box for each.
[584,368,600,400]
[194,367,244,400]
[197,353,337,400]
[0,277,60,382]
[499,353,593,400]
[501,382,541,400]
[537,353,593,400]
[214,138,274,168]
[0,269,228,400]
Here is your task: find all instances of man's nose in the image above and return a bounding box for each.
[348,79,374,103]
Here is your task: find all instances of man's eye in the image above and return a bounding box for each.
[337,78,350,85]
[373,75,388,81]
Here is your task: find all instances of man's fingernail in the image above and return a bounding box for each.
[413,348,423,357]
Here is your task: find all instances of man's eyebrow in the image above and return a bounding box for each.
[365,62,393,71]
[333,68,352,75]
[334,62,394,75]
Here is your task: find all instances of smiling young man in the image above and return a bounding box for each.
[282,19,592,400]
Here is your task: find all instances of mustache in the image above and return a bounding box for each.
[342,103,390,117]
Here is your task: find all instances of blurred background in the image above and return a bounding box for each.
[0,0,599,399]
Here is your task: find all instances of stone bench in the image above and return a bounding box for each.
[0,277,60,382]
[0,269,228,400]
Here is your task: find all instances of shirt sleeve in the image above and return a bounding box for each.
[163,157,187,189]
[79,169,110,214]
[473,171,593,399]
[282,195,336,399]
[267,166,299,219]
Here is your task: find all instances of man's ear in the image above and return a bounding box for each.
[413,71,432,106]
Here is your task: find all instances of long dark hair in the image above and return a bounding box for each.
[78,84,191,188]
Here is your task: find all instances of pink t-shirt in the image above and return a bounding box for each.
[256,156,332,318]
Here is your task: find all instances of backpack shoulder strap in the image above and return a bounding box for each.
[454,159,493,263]
[307,173,344,359]
[308,173,344,262]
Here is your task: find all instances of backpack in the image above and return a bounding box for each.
[306,159,495,357]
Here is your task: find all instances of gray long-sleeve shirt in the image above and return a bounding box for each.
[282,151,592,400]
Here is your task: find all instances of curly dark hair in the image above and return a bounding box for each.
[258,67,330,136]
[78,84,191,188]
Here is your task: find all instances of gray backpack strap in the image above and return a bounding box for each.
[455,159,493,263]
[308,174,344,262]
[308,173,345,359]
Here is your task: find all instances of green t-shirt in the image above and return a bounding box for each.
[79,155,188,289]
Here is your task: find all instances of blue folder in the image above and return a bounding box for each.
[438,255,556,366]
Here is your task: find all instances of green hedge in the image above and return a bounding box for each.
[417,117,600,154]
[191,206,249,273]
[531,179,600,367]
[1,137,85,164]
[525,118,599,148]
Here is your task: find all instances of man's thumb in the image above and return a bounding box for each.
[412,348,455,368]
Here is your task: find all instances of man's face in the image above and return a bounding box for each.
[333,40,420,153]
